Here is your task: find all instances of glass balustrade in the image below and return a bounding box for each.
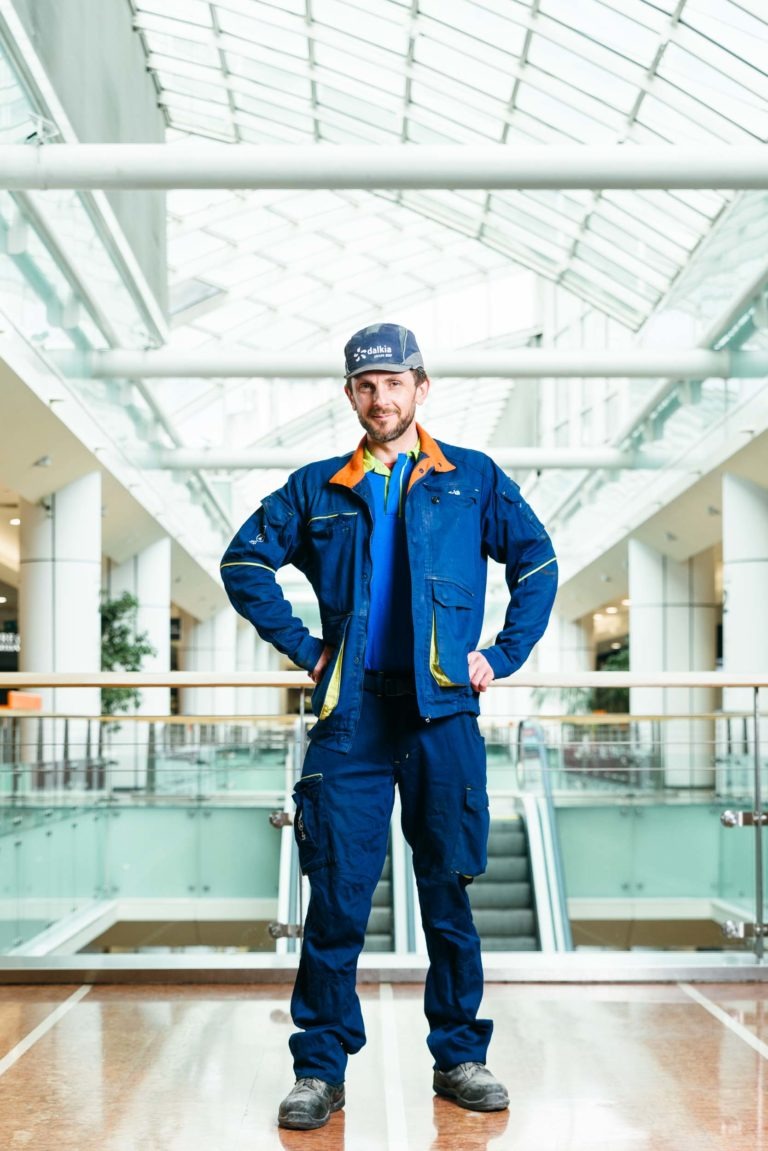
[0,675,765,966]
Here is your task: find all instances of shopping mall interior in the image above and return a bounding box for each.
[0,1,767,1147]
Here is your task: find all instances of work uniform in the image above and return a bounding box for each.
[221,424,557,1082]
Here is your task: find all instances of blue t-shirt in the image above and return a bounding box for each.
[363,449,417,672]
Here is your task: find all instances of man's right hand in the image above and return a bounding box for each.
[310,644,334,684]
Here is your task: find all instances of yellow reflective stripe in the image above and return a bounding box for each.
[518,555,556,583]
[307,512,358,523]
[429,609,459,688]
[319,637,345,720]
[220,561,276,573]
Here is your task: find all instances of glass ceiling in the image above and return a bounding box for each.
[121,0,768,533]
[129,0,767,350]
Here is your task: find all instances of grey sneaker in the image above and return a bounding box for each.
[433,1062,509,1112]
[277,1077,345,1130]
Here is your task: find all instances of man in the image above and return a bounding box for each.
[220,323,557,1130]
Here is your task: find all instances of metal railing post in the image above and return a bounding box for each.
[754,688,764,962]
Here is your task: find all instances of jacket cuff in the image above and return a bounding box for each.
[294,635,326,674]
[481,645,516,681]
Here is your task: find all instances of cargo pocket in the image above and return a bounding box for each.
[451,787,490,879]
[293,773,332,874]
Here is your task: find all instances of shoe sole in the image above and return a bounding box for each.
[278,1094,345,1130]
[433,1085,509,1112]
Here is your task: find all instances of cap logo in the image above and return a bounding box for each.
[353,344,392,362]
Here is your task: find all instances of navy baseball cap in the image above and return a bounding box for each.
[344,323,424,378]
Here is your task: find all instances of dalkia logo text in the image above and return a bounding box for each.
[354,344,392,361]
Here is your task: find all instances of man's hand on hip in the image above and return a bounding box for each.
[468,651,495,693]
[310,644,334,684]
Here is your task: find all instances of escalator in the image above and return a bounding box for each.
[364,847,394,952]
[469,815,539,950]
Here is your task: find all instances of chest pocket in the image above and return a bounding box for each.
[307,511,358,535]
[304,511,359,613]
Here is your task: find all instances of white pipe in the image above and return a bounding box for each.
[3,145,768,190]
[137,447,661,471]
[75,347,768,380]
[1,671,767,689]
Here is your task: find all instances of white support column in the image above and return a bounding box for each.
[629,541,716,788]
[185,610,237,718]
[254,638,284,720]
[722,474,768,787]
[235,620,256,721]
[532,613,593,785]
[535,614,593,714]
[108,538,171,789]
[18,472,102,787]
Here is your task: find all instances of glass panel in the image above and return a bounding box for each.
[412,37,513,100]
[638,85,754,144]
[515,82,620,142]
[526,34,639,111]
[215,6,309,57]
[136,0,213,24]
[156,73,230,106]
[309,0,408,52]
[683,0,768,72]
[134,12,220,48]
[419,0,529,54]
[540,0,663,64]
[661,44,768,135]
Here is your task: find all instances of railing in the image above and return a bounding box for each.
[0,671,765,975]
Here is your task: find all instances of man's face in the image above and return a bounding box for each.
[345,370,430,444]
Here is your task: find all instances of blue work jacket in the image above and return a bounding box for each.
[220,424,557,752]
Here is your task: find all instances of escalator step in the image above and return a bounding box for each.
[371,880,391,907]
[469,882,532,910]
[487,831,526,857]
[363,934,394,952]
[367,907,393,934]
[480,936,539,952]
[483,856,528,882]
[471,908,536,936]
[489,818,522,832]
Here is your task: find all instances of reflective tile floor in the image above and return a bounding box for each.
[0,981,766,1150]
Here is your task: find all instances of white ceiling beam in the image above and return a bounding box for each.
[71,347,768,380]
[3,145,768,190]
[138,447,659,471]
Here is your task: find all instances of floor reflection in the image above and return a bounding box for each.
[430,1097,510,1150]
[278,1109,346,1151]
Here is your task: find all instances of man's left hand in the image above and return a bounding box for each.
[468,651,495,693]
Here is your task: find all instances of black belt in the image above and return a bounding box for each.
[363,670,416,697]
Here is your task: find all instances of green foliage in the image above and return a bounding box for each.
[589,646,629,713]
[100,592,156,717]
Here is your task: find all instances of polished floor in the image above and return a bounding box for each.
[0,981,766,1150]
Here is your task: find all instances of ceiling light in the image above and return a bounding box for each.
[611,642,622,650]
[606,606,618,615]
[593,613,603,620]
[0,596,7,604]
[621,598,631,606]
[9,518,20,526]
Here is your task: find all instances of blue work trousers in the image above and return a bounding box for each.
[289,689,492,1083]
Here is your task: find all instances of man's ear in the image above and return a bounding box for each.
[344,381,356,408]
[415,374,431,405]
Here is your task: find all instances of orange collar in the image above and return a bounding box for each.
[329,424,455,491]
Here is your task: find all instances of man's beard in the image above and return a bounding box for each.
[356,400,417,444]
